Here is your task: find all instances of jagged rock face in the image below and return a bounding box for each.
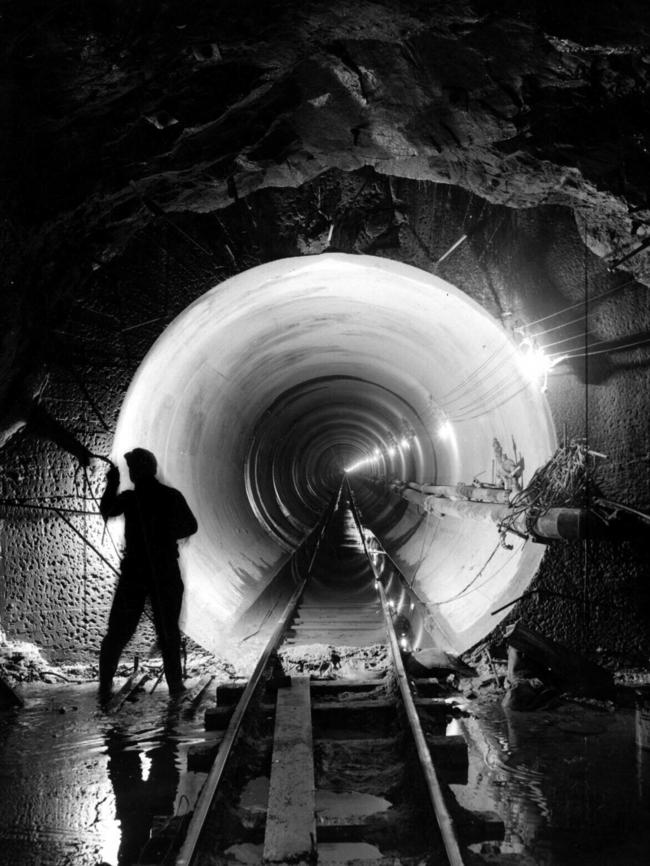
[2,2,650,373]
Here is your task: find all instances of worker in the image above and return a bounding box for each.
[98,448,198,705]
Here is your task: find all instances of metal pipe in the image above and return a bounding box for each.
[415,493,599,540]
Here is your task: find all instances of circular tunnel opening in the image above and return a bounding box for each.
[112,254,556,654]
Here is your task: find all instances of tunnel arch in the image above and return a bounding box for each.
[112,254,556,654]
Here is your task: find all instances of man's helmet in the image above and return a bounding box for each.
[124,447,157,477]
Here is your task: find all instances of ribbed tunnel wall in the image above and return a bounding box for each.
[112,254,556,654]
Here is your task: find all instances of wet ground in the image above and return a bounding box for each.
[1,677,650,866]
[0,680,219,866]
[453,697,650,865]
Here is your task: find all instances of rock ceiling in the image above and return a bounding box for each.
[2,0,650,427]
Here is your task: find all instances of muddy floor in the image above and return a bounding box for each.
[1,645,650,866]
[0,679,219,866]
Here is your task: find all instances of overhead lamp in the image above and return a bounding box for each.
[519,337,568,392]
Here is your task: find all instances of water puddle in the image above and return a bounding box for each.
[453,700,650,865]
[316,789,392,820]
[0,681,217,866]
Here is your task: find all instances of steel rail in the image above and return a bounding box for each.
[376,580,466,866]
[346,480,466,866]
[175,577,306,866]
[176,485,341,866]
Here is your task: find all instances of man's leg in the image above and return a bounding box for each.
[150,575,184,696]
[99,579,147,702]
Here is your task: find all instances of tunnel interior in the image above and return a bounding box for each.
[111,253,556,655]
[3,5,650,865]
[1,0,650,672]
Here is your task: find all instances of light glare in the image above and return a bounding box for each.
[519,337,568,392]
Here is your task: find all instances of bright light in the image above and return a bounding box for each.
[519,338,568,392]
[345,433,414,472]
[438,420,453,440]
[139,750,152,782]
[344,456,373,473]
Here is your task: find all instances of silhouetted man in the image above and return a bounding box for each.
[99,448,198,704]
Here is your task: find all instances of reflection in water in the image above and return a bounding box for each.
[454,701,650,866]
[104,712,179,865]
[0,684,211,866]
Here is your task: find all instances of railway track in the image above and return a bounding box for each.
[138,478,502,866]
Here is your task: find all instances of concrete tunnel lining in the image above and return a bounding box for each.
[111,253,556,655]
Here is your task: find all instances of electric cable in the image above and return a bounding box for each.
[476,213,505,264]
[525,275,638,329]
[446,369,523,414]
[431,269,638,417]
[436,343,511,403]
[558,333,650,361]
[532,311,591,338]
[408,511,438,589]
[543,330,595,350]
[84,463,122,561]
[448,381,532,422]
[428,541,514,606]
[447,369,534,420]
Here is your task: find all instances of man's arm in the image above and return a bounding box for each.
[100,464,125,519]
[170,489,198,539]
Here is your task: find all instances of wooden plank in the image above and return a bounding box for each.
[216,676,291,706]
[287,631,386,646]
[104,671,150,713]
[310,679,387,695]
[176,578,307,866]
[263,676,316,864]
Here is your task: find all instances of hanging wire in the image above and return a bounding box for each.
[429,541,515,606]
[83,468,88,646]
[408,512,438,589]
[436,274,641,415]
[476,213,505,264]
[84,464,122,561]
[448,369,532,420]
[543,330,593,350]
[532,311,593,338]
[525,274,639,330]
[558,333,650,361]
[448,381,532,423]
[436,343,511,403]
